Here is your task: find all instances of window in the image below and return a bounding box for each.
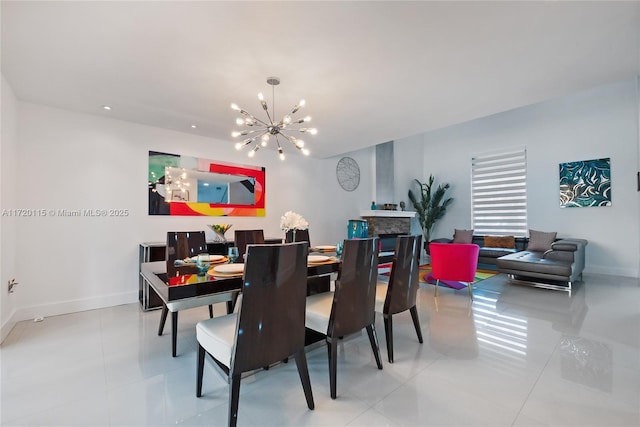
[471,149,527,236]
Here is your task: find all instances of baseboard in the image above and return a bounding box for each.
[1,310,17,344]
[10,291,138,324]
[584,265,639,279]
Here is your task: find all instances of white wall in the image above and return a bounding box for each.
[394,78,640,278]
[1,75,19,341]
[8,76,638,329]
[393,134,426,238]
[8,101,373,325]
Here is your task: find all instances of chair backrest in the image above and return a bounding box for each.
[166,231,207,276]
[329,237,379,337]
[384,235,422,315]
[231,242,309,374]
[234,229,265,262]
[429,242,480,283]
[285,229,310,245]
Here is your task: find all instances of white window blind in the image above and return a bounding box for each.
[471,149,527,236]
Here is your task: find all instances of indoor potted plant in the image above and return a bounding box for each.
[408,175,453,254]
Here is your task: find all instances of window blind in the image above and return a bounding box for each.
[471,149,527,236]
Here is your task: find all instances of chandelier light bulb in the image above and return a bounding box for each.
[229,77,316,160]
[308,128,318,135]
[248,145,260,158]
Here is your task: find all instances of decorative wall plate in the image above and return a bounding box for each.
[336,157,360,191]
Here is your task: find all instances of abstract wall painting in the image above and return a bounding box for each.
[148,151,266,216]
[559,157,611,208]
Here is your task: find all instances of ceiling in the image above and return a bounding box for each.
[2,1,639,159]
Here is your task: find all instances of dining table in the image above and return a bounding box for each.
[140,250,341,356]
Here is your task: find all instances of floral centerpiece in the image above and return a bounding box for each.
[280,211,308,241]
[207,224,233,242]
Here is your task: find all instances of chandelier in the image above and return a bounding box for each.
[231,77,317,160]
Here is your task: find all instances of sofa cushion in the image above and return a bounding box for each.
[479,247,517,258]
[453,229,474,244]
[527,229,557,252]
[497,251,573,278]
[484,235,515,249]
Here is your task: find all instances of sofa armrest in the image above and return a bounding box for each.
[542,239,588,279]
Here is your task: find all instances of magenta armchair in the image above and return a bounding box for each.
[429,243,480,300]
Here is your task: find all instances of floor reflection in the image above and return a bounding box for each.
[429,297,478,358]
[473,294,528,357]
[495,280,588,334]
[560,335,613,392]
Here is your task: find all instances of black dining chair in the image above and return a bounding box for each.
[234,229,265,262]
[285,228,310,245]
[374,235,424,363]
[305,237,383,399]
[160,231,230,357]
[196,242,314,427]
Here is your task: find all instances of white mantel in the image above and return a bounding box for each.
[360,210,416,218]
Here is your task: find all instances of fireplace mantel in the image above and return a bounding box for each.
[360,210,416,218]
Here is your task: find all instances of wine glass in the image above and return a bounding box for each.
[196,253,210,276]
[336,241,344,259]
[227,246,239,264]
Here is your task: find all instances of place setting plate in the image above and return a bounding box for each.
[209,263,245,278]
[307,255,333,265]
[313,245,337,253]
[186,254,226,263]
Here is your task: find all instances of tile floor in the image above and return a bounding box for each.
[1,273,639,426]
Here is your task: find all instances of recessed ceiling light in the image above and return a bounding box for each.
[191,124,197,129]
[102,105,112,110]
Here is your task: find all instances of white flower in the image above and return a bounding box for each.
[280,211,309,232]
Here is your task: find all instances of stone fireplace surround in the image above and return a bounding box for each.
[360,210,416,254]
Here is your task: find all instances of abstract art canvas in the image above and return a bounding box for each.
[559,157,611,208]
[148,151,266,216]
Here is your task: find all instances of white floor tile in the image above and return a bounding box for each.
[1,272,639,426]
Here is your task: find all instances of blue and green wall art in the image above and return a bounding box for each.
[559,157,611,208]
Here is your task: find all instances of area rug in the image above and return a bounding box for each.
[379,264,498,290]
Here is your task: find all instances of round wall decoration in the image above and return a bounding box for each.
[336,157,360,192]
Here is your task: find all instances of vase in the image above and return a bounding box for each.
[212,230,227,243]
[347,219,368,239]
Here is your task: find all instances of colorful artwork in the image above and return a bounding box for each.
[148,151,265,216]
[559,158,611,208]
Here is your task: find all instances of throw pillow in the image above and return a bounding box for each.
[484,235,515,249]
[527,229,557,251]
[453,229,474,244]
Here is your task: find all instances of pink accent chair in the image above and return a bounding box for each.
[429,243,480,300]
